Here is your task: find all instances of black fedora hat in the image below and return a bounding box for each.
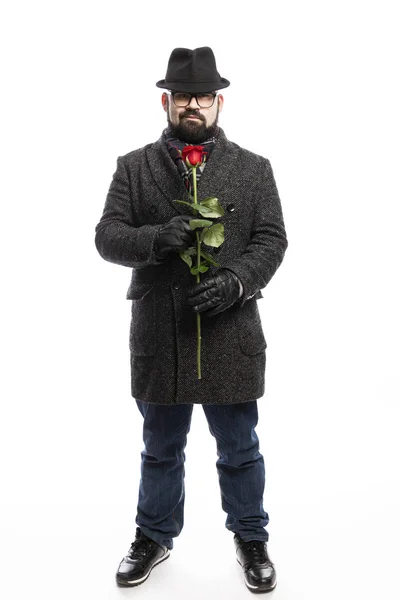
[156,47,230,93]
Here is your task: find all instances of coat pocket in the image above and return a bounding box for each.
[234,298,267,356]
[127,282,156,356]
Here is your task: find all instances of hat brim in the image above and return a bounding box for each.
[156,78,230,92]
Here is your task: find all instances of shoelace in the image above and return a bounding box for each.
[242,540,271,564]
[128,538,154,559]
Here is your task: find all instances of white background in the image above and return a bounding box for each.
[1,1,399,598]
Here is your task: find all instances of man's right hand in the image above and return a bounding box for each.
[154,214,196,259]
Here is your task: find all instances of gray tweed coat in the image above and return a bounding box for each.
[94,128,288,405]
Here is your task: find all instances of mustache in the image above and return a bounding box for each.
[180,110,205,121]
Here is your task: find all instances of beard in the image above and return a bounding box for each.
[167,104,220,143]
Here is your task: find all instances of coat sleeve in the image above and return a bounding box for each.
[223,158,288,306]
[94,156,167,268]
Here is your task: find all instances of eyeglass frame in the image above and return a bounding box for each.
[168,91,218,108]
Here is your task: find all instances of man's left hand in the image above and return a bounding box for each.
[187,269,242,317]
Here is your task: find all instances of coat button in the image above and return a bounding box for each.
[227,203,235,213]
[173,282,181,290]
[150,205,158,214]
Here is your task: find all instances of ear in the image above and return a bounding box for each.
[161,93,168,112]
[217,94,224,112]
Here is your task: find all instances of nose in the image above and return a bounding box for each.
[187,95,199,109]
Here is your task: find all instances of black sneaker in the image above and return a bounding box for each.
[234,534,277,593]
[116,527,170,587]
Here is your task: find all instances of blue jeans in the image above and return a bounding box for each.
[134,399,270,550]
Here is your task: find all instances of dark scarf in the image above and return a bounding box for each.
[164,128,216,197]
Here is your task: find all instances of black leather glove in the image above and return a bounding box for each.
[154,215,196,259]
[187,269,242,317]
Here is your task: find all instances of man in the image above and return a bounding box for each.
[95,47,288,593]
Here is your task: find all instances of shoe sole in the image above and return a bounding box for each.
[236,558,277,594]
[116,549,171,587]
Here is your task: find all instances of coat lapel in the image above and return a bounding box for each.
[197,129,239,203]
[146,128,240,215]
[146,134,188,215]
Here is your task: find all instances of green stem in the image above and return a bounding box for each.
[193,166,201,380]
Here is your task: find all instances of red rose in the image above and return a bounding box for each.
[181,145,206,167]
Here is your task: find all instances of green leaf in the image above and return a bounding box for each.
[190,264,209,275]
[199,228,208,243]
[202,223,225,248]
[199,197,225,217]
[179,250,193,268]
[189,219,213,230]
[200,249,220,267]
[193,205,218,217]
[200,196,220,205]
[173,200,196,212]
[173,201,207,215]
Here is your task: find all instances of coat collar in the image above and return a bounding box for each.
[145,128,240,215]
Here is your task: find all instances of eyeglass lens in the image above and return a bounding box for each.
[173,93,215,108]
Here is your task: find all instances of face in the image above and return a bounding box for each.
[162,91,224,143]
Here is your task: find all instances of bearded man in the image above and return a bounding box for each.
[95,46,288,594]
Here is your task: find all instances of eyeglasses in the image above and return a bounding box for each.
[169,92,217,108]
